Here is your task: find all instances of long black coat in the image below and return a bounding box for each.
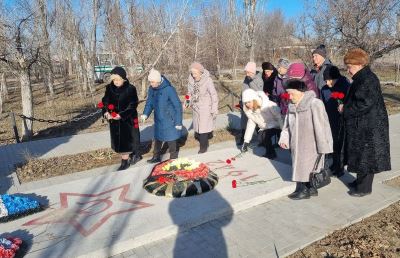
[101,81,140,153]
[343,66,391,174]
[321,76,350,147]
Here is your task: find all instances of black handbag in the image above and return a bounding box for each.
[309,154,331,189]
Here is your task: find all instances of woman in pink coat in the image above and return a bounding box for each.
[185,62,219,153]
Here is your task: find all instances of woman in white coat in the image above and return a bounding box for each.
[241,88,283,159]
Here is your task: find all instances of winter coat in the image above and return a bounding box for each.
[274,75,287,115]
[243,91,283,143]
[101,80,140,153]
[311,59,332,90]
[242,72,264,92]
[143,76,183,142]
[342,66,391,174]
[187,69,218,134]
[262,69,278,96]
[321,76,350,148]
[302,68,320,98]
[279,91,333,182]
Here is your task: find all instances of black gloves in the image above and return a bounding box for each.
[241,142,249,153]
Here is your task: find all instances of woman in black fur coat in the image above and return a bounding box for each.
[341,49,391,196]
[101,67,142,171]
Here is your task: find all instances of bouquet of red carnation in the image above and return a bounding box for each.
[97,102,119,120]
[330,92,345,105]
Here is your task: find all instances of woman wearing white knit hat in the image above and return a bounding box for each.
[241,88,283,159]
[141,69,183,163]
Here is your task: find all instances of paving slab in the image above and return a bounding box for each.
[1,146,294,258]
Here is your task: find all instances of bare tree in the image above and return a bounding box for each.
[306,0,400,62]
[0,4,42,140]
[37,0,55,97]
[244,0,258,62]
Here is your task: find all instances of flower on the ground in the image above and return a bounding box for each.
[97,102,104,108]
[185,95,190,100]
[226,159,231,164]
[133,118,138,123]
[108,104,115,110]
[232,180,237,188]
[111,112,118,118]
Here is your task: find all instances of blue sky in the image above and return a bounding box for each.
[266,0,305,18]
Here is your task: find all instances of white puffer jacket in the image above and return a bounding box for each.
[243,91,283,143]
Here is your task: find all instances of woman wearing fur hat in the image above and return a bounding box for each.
[320,65,350,177]
[261,62,279,100]
[279,80,333,200]
[141,69,183,163]
[342,48,391,197]
[101,66,142,171]
[241,89,283,159]
[185,62,218,153]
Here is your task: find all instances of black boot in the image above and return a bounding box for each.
[264,150,277,160]
[288,182,302,198]
[130,154,143,165]
[198,133,209,154]
[117,159,130,171]
[238,129,245,145]
[306,182,318,197]
[147,156,161,164]
[288,183,310,200]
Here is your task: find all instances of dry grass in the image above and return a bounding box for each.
[15,128,241,183]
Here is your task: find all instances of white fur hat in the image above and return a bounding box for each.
[148,68,161,82]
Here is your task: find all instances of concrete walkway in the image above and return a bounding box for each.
[0,113,399,258]
[0,112,242,193]
[117,113,400,258]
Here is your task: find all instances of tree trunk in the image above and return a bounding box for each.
[20,69,34,140]
[141,78,147,99]
[0,73,8,99]
[38,0,55,97]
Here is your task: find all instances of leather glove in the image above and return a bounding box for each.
[241,142,249,153]
[140,115,147,123]
[175,125,182,130]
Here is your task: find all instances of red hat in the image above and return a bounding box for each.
[287,62,305,79]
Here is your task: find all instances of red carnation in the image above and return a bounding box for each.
[133,118,138,123]
[331,91,345,104]
[185,95,190,100]
[97,102,104,108]
[108,104,115,110]
[232,180,237,188]
[134,124,139,128]
[280,93,290,101]
[111,112,118,118]
[157,176,171,184]
[226,159,231,164]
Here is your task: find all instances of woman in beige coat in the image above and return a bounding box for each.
[241,88,283,159]
[279,79,333,200]
[185,62,219,153]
